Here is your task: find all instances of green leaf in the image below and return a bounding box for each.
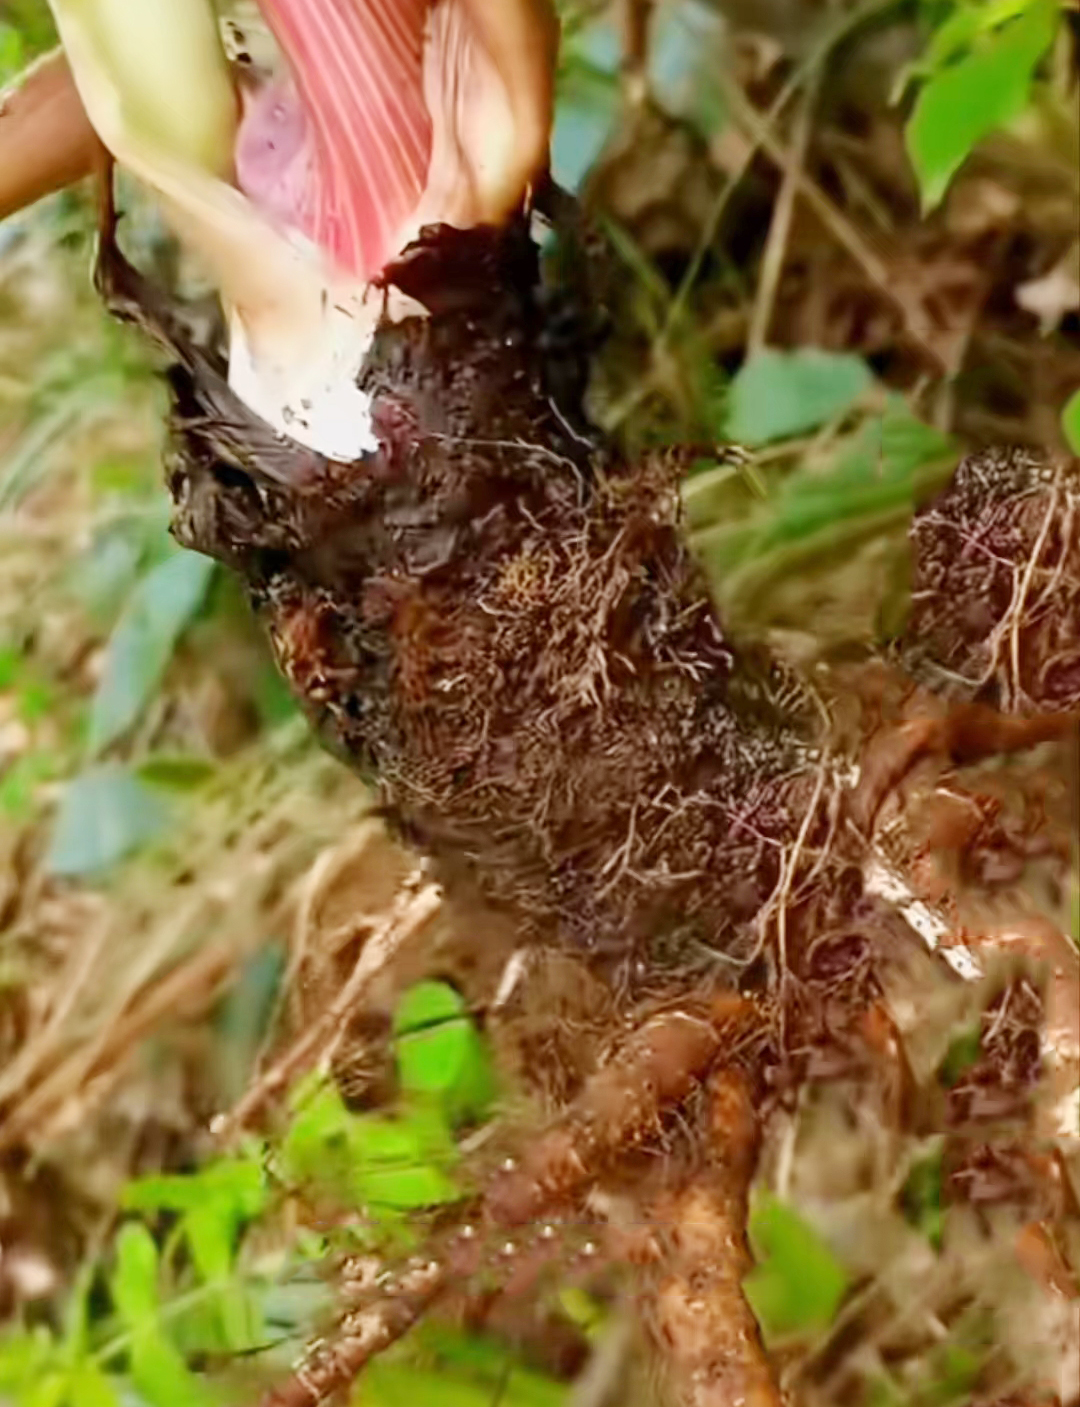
[0,26,26,83]
[938,1026,982,1086]
[124,1157,266,1222]
[129,1333,214,1407]
[648,0,727,138]
[88,550,216,756]
[281,1081,461,1211]
[0,753,57,820]
[1062,387,1080,455]
[46,764,168,877]
[66,522,146,624]
[552,21,620,191]
[393,982,495,1124]
[17,677,55,723]
[696,400,956,581]
[905,0,1058,211]
[925,1342,983,1406]
[122,1157,267,1357]
[136,754,216,791]
[351,1111,461,1210]
[901,1146,946,1250]
[110,1228,213,1407]
[916,0,1032,76]
[0,1327,59,1391]
[724,349,873,445]
[24,1369,67,1407]
[743,1191,848,1339]
[366,1327,565,1407]
[110,1224,161,1329]
[66,1364,122,1407]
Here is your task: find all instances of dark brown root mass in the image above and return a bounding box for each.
[99,211,818,981]
[906,446,1080,714]
[90,180,1079,1407]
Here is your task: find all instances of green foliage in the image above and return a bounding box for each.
[0,0,56,75]
[108,1224,217,1407]
[46,762,170,877]
[551,21,620,192]
[743,1191,849,1340]
[88,549,216,756]
[901,1145,946,1250]
[904,0,1061,210]
[723,348,873,446]
[692,400,958,615]
[283,1081,462,1212]
[937,1025,982,1086]
[365,1324,565,1407]
[0,750,58,819]
[393,980,496,1127]
[1062,388,1080,456]
[0,981,504,1404]
[283,981,495,1213]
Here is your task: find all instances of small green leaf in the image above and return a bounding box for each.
[0,645,20,689]
[901,1146,946,1250]
[110,1228,214,1407]
[0,1326,59,1391]
[110,1223,161,1329]
[66,521,146,623]
[743,1191,848,1339]
[925,1342,983,1406]
[123,1157,266,1221]
[129,1332,214,1407]
[66,1364,122,1407]
[906,0,1058,211]
[1062,387,1080,455]
[17,677,55,723]
[88,549,215,756]
[394,982,496,1124]
[0,26,26,82]
[24,1368,67,1407]
[648,0,727,138]
[352,1111,461,1210]
[552,22,620,191]
[938,1026,982,1086]
[136,754,216,791]
[46,764,168,877]
[281,1080,461,1211]
[724,349,873,446]
[0,753,56,820]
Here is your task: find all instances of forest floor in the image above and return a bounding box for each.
[0,2,1077,1405]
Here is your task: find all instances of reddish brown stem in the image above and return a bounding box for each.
[0,50,98,221]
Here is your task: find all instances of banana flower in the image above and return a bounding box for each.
[0,0,558,459]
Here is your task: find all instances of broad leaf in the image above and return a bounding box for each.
[46,764,168,877]
[394,981,496,1124]
[109,1224,161,1329]
[1062,387,1080,455]
[88,549,215,756]
[136,755,216,791]
[724,349,872,445]
[744,1191,848,1339]
[552,42,620,192]
[906,0,1058,211]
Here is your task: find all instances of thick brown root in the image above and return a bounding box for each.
[486,998,757,1225]
[643,1067,781,1407]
